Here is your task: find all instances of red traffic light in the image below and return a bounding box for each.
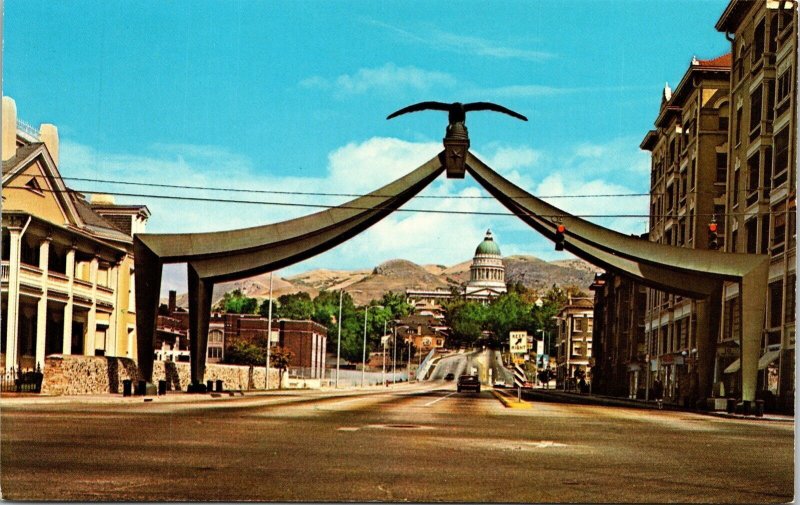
[708,223,718,232]
[557,224,566,233]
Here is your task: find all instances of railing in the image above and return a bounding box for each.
[16,119,39,140]
[0,365,43,394]
[1,262,8,282]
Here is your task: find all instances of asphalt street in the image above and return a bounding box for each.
[0,382,794,502]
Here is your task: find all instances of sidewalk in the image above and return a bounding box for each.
[525,388,794,422]
[0,381,421,407]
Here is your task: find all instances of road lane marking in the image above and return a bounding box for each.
[423,392,457,407]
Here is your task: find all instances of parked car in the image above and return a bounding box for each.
[444,373,455,381]
[457,374,481,393]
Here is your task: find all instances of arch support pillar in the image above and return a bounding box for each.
[695,288,722,403]
[740,260,769,403]
[187,264,213,391]
[133,238,162,384]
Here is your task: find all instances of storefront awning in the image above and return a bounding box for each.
[723,359,740,374]
[722,349,780,374]
[757,349,781,370]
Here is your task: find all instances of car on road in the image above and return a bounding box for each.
[457,374,481,393]
[444,373,455,381]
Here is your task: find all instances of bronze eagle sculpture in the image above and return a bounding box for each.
[386,101,528,125]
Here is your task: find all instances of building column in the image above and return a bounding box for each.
[83,256,99,356]
[35,237,51,370]
[106,262,119,357]
[62,246,76,354]
[5,227,23,372]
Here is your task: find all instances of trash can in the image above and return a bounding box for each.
[216,379,223,392]
[137,380,147,396]
[122,379,132,397]
[742,400,751,415]
[755,399,764,417]
[206,380,214,392]
[726,398,736,413]
[158,380,167,396]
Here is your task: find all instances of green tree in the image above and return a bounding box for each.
[216,289,258,314]
[224,340,266,366]
[486,291,535,346]
[444,299,488,349]
[265,292,314,320]
[270,346,295,389]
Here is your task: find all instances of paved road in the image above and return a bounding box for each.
[1,383,793,502]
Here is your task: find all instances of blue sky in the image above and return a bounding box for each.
[4,1,732,294]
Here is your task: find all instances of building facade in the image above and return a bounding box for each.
[639,54,732,405]
[590,272,647,399]
[592,0,796,411]
[1,97,149,373]
[554,297,594,388]
[715,0,796,410]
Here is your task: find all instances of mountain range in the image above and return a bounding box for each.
[168,256,600,308]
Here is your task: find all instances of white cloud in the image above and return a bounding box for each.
[301,63,456,97]
[365,19,554,62]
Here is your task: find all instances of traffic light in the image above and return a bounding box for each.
[708,221,719,250]
[555,224,566,251]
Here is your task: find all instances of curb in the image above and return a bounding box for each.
[492,389,532,409]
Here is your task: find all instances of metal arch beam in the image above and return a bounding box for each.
[134,153,446,386]
[465,152,769,403]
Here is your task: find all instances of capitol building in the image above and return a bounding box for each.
[406,230,507,309]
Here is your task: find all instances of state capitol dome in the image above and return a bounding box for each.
[466,229,507,299]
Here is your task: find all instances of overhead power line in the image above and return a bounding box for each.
[6,185,793,219]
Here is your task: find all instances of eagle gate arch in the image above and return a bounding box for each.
[134,110,768,403]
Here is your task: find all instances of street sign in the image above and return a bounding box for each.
[509,331,528,354]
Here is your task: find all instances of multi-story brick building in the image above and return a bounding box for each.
[715,0,796,410]
[1,97,149,372]
[221,314,327,378]
[554,297,594,389]
[639,53,732,405]
[591,0,796,411]
[589,272,647,399]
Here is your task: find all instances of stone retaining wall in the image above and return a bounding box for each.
[40,355,281,395]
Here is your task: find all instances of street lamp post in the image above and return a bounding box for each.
[381,320,387,386]
[393,323,398,385]
[335,289,343,388]
[361,304,383,387]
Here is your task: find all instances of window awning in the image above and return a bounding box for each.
[723,359,740,374]
[758,349,781,370]
[722,350,781,374]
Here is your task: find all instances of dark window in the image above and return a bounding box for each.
[774,127,790,186]
[787,274,796,323]
[732,168,740,207]
[752,18,765,64]
[749,85,762,138]
[777,69,792,117]
[769,281,783,328]
[730,229,738,253]
[746,219,758,254]
[766,80,775,122]
[719,115,729,131]
[735,108,743,144]
[760,214,770,255]
[716,152,728,183]
[747,154,760,206]
[772,202,787,254]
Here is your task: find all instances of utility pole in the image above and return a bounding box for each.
[265,272,273,390]
[336,289,343,388]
